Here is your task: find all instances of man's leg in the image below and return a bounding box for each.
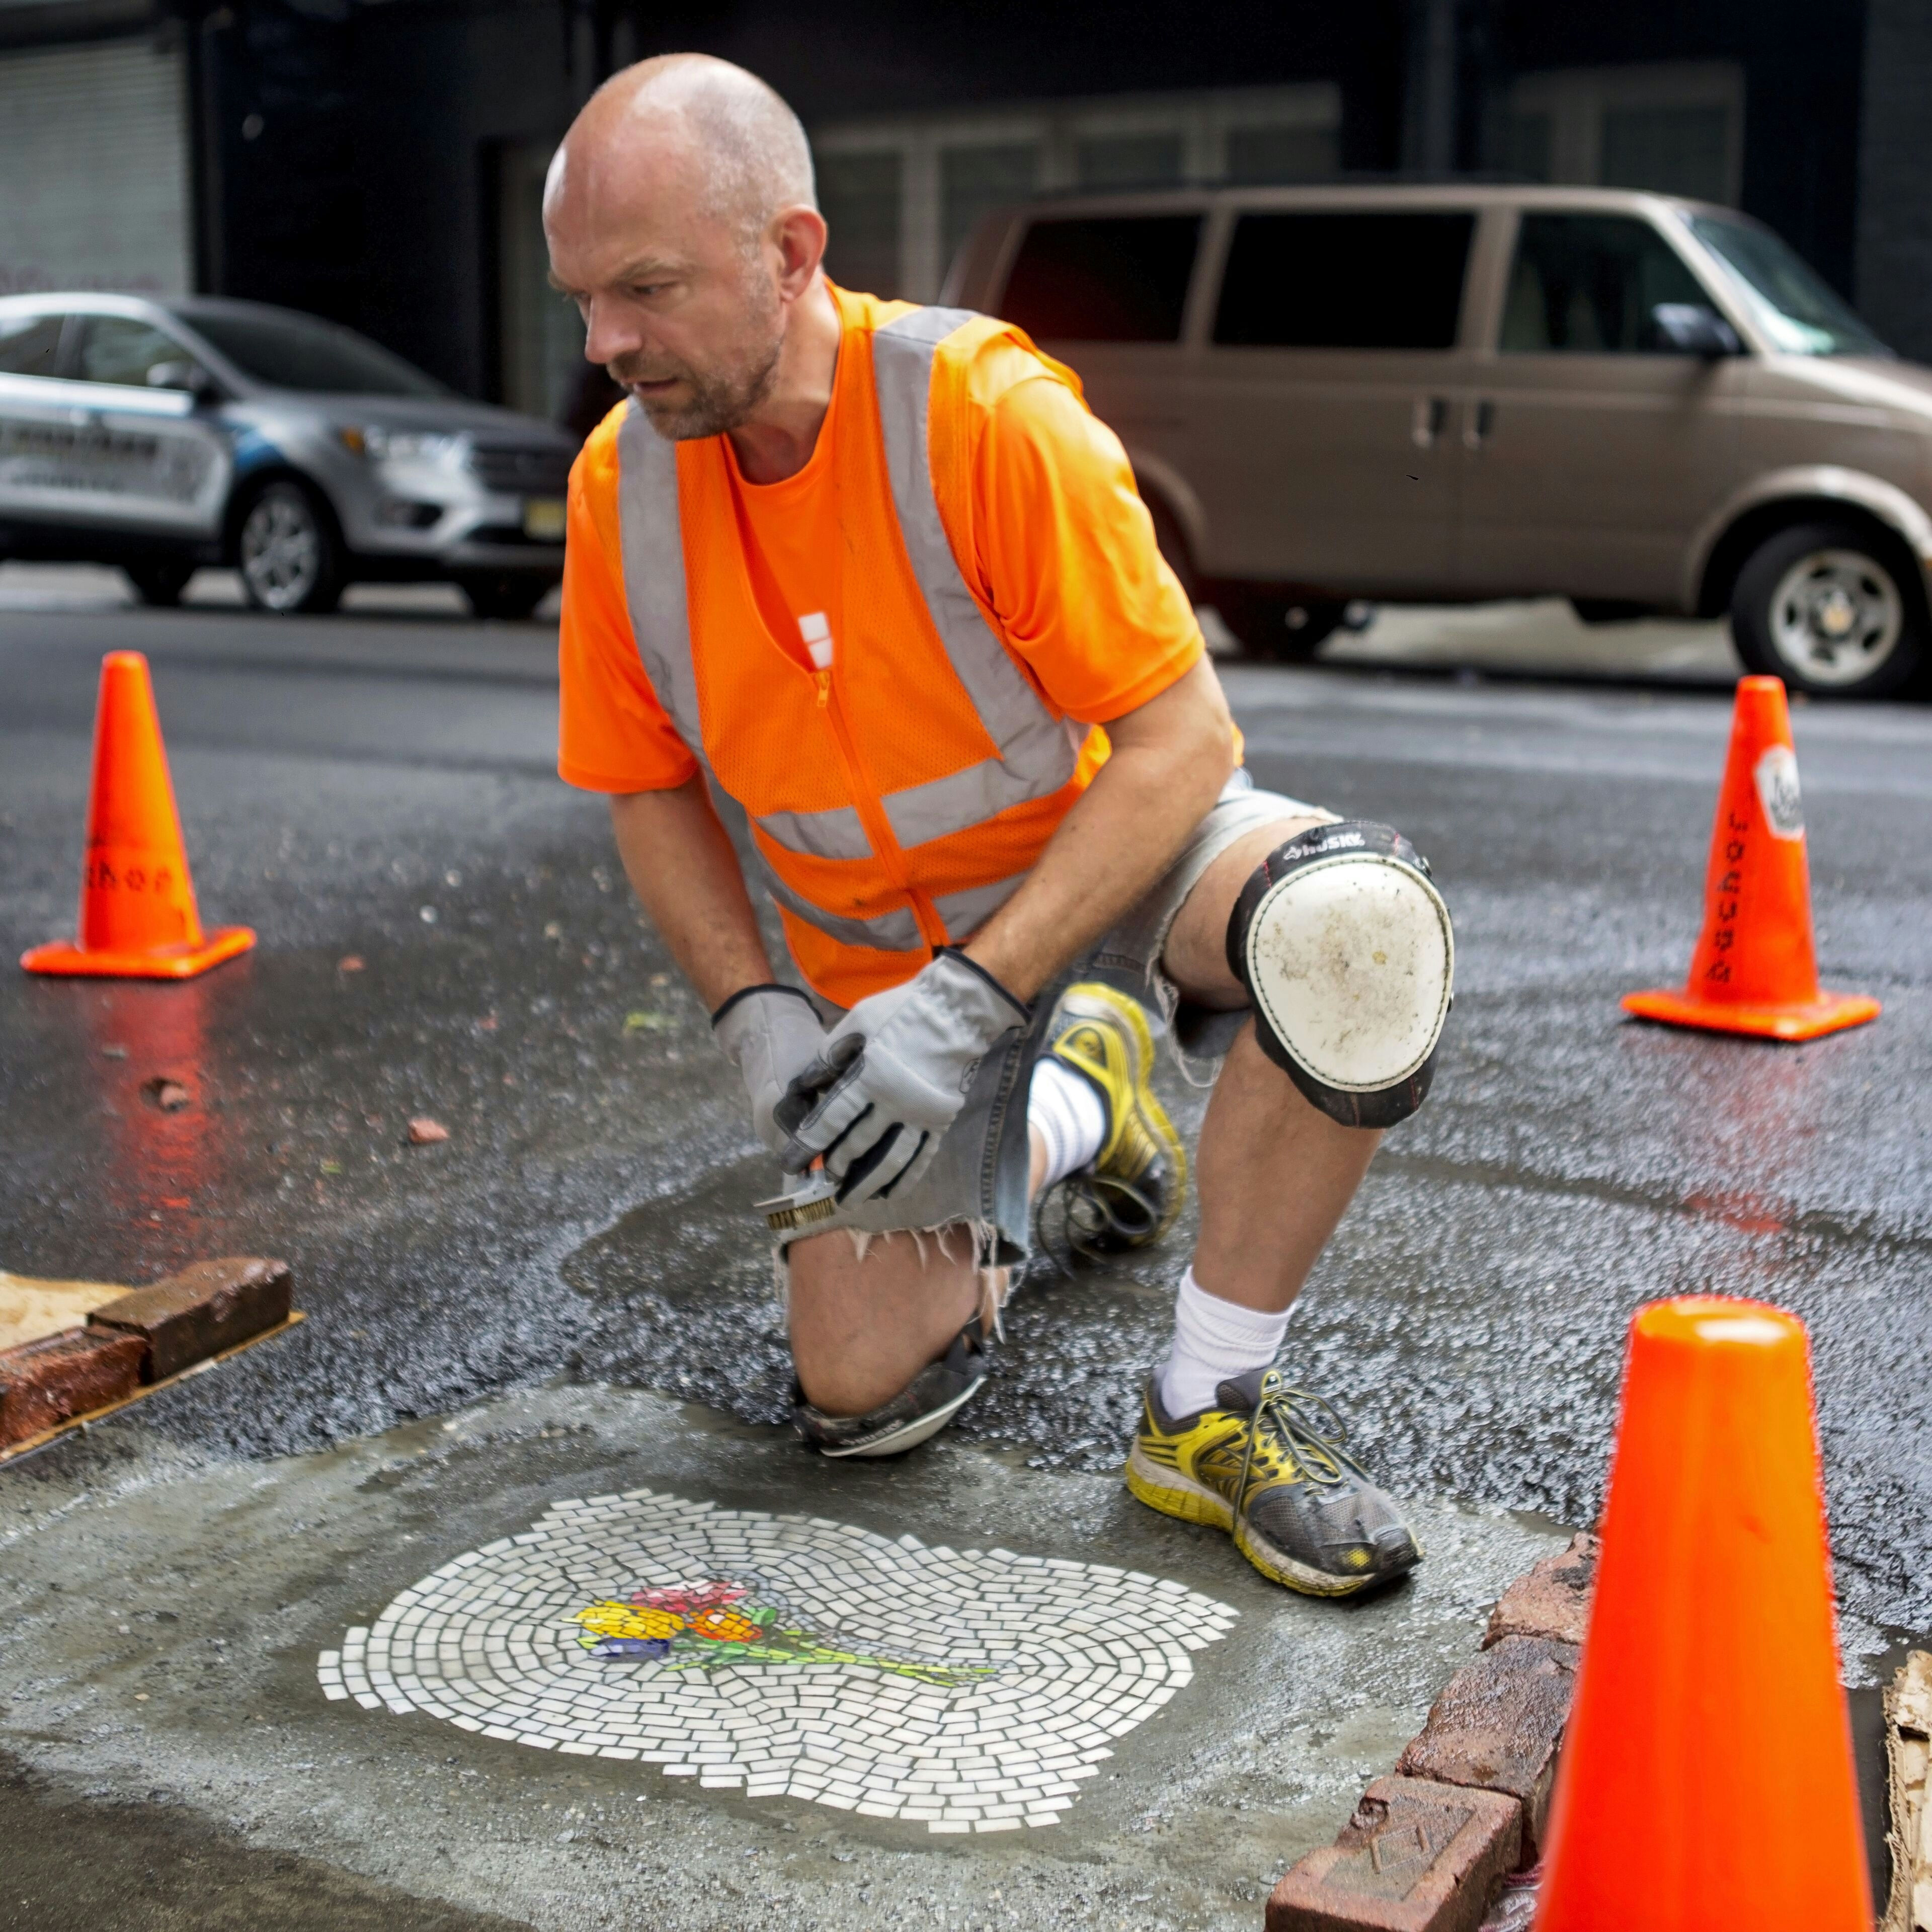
[1160,818,1382,1330]
[788,1227,981,1420]
[1124,814,1437,1596]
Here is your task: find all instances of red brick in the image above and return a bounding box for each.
[1267,1775,1521,1932]
[1396,1637,1577,1863]
[88,1256,291,1382]
[1481,1533,1597,1650]
[0,1329,146,1446]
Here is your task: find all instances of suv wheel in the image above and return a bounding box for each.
[460,573,552,621]
[125,558,196,608]
[237,480,344,615]
[1216,590,1347,663]
[1731,520,1923,698]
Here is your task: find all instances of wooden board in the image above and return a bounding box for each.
[0,1311,305,1469]
[1886,1650,1932,1932]
[0,1269,133,1353]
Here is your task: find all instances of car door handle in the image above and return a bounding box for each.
[1463,399,1496,449]
[1411,396,1449,448]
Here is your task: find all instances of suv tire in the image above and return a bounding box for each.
[460,573,552,621]
[1216,590,1347,663]
[236,479,345,616]
[125,558,196,608]
[1731,520,1924,699]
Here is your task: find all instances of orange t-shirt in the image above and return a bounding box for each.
[556,287,1205,795]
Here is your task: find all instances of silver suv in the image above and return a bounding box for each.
[951,184,1932,699]
[0,293,577,618]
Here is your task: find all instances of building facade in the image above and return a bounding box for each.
[1,0,1919,418]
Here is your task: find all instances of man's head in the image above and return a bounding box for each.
[545,54,823,441]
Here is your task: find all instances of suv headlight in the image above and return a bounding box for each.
[338,427,470,466]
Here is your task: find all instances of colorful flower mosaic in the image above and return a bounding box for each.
[573,1576,993,1683]
[318,1487,1237,1832]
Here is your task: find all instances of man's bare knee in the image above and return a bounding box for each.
[786,1223,983,1417]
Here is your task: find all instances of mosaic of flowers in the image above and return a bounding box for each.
[318,1487,1237,1831]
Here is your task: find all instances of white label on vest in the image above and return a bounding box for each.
[1753,746,1804,841]
[797,611,833,669]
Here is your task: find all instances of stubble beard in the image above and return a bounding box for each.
[611,289,785,443]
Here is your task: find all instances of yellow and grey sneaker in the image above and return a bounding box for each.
[1043,983,1187,1256]
[1126,1367,1422,1596]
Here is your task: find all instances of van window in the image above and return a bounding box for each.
[999,215,1202,342]
[0,312,67,377]
[1212,211,1473,349]
[1501,214,1710,353]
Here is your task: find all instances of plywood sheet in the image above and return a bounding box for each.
[0,1270,132,1354]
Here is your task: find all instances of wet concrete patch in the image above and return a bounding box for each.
[0,1748,535,1932]
[0,1385,1565,1931]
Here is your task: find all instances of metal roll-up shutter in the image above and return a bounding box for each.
[0,36,190,297]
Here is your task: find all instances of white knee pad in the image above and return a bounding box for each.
[1225,822,1454,1129]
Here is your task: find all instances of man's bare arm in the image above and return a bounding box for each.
[962,654,1235,1002]
[609,779,774,1010]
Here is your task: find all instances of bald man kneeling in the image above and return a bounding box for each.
[545,55,1450,1600]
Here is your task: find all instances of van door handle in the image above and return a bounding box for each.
[1411,396,1448,448]
[1464,399,1496,449]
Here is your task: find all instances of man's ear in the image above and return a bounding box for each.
[772,205,829,302]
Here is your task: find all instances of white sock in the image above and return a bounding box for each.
[1156,1266,1291,1419]
[1027,1056,1107,1189]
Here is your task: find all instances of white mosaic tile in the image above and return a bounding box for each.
[318,1487,1235,1831]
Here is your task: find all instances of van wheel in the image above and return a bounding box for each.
[1731,521,1923,698]
[1217,590,1346,663]
[236,479,344,615]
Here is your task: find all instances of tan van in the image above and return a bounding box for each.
[948,183,1932,699]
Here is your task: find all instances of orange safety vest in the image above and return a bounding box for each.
[609,295,1107,1007]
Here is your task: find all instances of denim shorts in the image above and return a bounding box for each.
[777,775,1331,1268]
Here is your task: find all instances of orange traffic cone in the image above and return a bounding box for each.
[1534,1297,1871,1931]
[1623,675,1877,1040]
[21,651,255,980]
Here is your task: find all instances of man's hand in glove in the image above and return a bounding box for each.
[775,948,1029,1206]
[711,983,829,1157]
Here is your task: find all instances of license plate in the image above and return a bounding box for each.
[522,497,566,541]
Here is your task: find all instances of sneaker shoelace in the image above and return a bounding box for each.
[1235,1368,1358,1505]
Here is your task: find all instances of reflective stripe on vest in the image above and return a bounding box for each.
[613,305,1080,959]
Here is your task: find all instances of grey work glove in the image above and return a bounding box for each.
[774,947,1030,1208]
[711,983,829,1158]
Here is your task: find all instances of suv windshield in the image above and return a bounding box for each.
[1686,216,1887,357]
[181,308,447,395]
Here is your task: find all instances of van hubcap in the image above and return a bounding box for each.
[1767,548,1902,687]
[240,489,320,611]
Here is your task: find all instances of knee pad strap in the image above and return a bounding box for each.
[1225,821,1454,1129]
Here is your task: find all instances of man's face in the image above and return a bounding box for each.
[545,133,784,441]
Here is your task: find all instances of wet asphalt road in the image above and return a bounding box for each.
[2,603,1928,1649]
